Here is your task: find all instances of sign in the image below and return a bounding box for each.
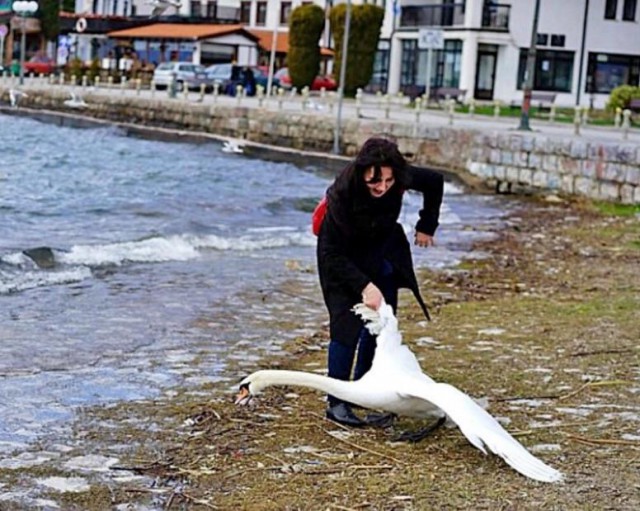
[75,17,87,33]
[418,29,444,50]
[0,24,8,38]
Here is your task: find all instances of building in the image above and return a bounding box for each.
[57,0,640,107]
[379,0,640,108]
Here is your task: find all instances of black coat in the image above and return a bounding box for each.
[317,165,444,347]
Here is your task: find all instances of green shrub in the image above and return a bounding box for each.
[330,3,384,96]
[288,4,325,91]
[607,85,640,111]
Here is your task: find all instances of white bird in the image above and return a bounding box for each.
[236,302,564,483]
[221,140,244,154]
[147,0,182,17]
[9,89,28,108]
[63,92,88,109]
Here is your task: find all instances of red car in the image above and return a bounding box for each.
[274,67,337,91]
[24,55,57,75]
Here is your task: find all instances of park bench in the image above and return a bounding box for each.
[430,87,467,103]
[510,91,557,113]
[628,98,640,112]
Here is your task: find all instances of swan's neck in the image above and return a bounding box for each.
[254,370,362,404]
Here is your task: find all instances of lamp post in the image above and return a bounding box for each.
[518,0,540,131]
[332,0,352,155]
[12,1,38,86]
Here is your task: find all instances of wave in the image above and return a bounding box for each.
[0,228,314,294]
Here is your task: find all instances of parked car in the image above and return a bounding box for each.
[205,63,280,96]
[274,68,337,91]
[152,62,213,92]
[24,54,57,75]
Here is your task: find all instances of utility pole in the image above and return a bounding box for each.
[518,0,541,131]
[332,0,352,155]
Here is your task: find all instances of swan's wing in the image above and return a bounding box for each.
[399,380,563,483]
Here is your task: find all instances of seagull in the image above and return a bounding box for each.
[221,140,244,154]
[63,92,88,109]
[236,301,564,483]
[9,89,28,108]
[147,0,182,17]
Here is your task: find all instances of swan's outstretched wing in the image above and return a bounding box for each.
[400,380,563,483]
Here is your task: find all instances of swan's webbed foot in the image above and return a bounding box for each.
[393,416,446,443]
[364,412,396,429]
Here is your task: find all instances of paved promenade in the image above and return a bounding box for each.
[5,76,639,145]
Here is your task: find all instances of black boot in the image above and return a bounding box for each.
[326,403,366,427]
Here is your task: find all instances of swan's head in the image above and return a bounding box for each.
[235,371,268,405]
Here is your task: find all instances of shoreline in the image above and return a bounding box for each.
[1,193,638,509]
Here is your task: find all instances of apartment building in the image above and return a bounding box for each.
[67,0,638,107]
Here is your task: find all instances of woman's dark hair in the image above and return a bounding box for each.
[329,137,408,200]
[327,137,408,232]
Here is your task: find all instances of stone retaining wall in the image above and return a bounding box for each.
[2,87,639,204]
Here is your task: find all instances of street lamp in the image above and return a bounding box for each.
[332,0,352,154]
[12,0,38,86]
[518,0,540,131]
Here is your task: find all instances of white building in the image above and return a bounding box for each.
[72,0,640,107]
[377,0,640,108]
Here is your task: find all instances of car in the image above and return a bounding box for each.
[23,54,57,75]
[152,62,213,92]
[205,63,280,96]
[274,67,337,92]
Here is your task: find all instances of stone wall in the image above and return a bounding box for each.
[1,87,639,203]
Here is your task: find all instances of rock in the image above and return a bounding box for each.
[22,247,55,269]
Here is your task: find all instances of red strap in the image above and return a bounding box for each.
[311,196,328,236]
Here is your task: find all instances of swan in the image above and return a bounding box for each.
[9,89,28,108]
[221,140,244,154]
[236,302,564,483]
[63,92,88,109]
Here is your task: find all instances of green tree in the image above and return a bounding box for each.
[288,4,326,91]
[38,0,61,42]
[330,3,384,95]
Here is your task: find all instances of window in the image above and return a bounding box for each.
[256,1,267,25]
[240,1,251,23]
[400,39,463,91]
[368,43,390,92]
[517,49,574,92]
[623,0,637,20]
[536,33,548,46]
[587,52,640,93]
[190,0,202,17]
[605,0,618,19]
[280,1,292,24]
[550,35,565,47]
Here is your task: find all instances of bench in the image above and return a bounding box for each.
[510,91,557,112]
[398,85,466,103]
[430,87,467,103]
[628,98,640,112]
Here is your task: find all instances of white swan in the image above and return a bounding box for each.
[221,140,244,154]
[9,89,28,108]
[63,92,88,109]
[236,302,563,483]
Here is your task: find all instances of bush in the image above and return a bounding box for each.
[330,4,384,96]
[607,85,640,111]
[288,4,325,91]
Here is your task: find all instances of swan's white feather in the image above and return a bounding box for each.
[239,301,563,483]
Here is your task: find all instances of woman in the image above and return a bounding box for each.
[316,137,444,426]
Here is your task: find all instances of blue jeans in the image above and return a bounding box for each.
[327,261,397,408]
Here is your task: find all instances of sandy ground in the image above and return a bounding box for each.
[1,194,638,510]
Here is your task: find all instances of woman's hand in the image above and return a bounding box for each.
[415,231,434,248]
[362,282,383,310]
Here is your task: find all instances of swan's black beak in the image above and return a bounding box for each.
[235,383,252,405]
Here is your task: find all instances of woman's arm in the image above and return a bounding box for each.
[406,165,444,237]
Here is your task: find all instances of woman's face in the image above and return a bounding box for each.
[364,166,395,198]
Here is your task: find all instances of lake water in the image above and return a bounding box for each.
[0,113,508,455]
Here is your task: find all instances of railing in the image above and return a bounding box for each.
[400,3,466,28]
[481,3,510,30]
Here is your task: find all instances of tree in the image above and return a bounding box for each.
[330,3,384,96]
[38,0,61,42]
[288,4,325,91]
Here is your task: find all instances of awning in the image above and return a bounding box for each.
[248,28,334,57]
[108,23,259,42]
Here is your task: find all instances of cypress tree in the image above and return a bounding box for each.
[288,4,325,91]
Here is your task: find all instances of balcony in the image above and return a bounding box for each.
[481,3,510,30]
[400,3,466,28]
[399,2,510,31]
